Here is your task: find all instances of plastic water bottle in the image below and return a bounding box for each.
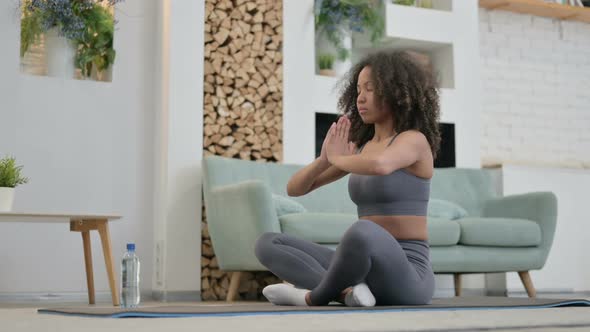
[120,243,140,308]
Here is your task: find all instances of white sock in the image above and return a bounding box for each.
[262,284,309,306]
[344,283,376,307]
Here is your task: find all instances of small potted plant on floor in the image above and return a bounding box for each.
[0,156,29,212]
[318,53,336,76]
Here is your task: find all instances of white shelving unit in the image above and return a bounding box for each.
[283,0,482,168]
[352,2,456,89]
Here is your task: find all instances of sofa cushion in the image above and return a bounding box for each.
[427,199,468,220]
[272,194,307,216]
[457,217,541,247]
[279,213,357,243]
[427,217,461,246]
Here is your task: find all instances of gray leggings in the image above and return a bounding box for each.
[255,219,435,306]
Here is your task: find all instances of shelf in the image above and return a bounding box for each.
[351,41,454,89]
[479,0,590,23]
[354,3,455,49]
[351,2,456,89]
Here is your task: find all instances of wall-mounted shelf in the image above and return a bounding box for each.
[351,2,456,89]
[479,0,590,23]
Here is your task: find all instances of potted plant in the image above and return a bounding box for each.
[74,3,117,81]
[318,53,336,76]
[19,0,122,80]
[0,157,29,212]
[314,0,384,75]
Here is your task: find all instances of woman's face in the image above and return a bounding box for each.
[356,66,388,123]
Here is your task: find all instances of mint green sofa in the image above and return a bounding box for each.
[202,155,557,301]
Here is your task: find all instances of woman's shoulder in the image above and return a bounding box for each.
[395,130,429,147]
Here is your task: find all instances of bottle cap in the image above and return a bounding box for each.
[127,243,135,251]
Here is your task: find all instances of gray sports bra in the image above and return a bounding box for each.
[348,133,431,217]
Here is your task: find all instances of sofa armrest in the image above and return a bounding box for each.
[206,179,280,271]
[482,192,557,266]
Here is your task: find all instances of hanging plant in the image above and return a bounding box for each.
[314,0,385,61]
[19,0,123,78]
[74,3,116,78]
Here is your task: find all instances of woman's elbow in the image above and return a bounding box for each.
[372,157,393,176]
[286,183,304,197]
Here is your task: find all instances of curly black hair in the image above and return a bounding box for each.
[337,49,441,159]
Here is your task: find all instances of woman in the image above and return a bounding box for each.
[255,50,441,306]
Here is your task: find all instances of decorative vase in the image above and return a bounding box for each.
[315,27,352,77]
[44,27,77,79]
[0,187,15,212]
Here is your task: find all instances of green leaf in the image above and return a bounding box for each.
[0,156,29,188]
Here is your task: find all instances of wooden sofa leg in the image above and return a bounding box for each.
[226,271,242,302]
[518,271,536,298]
[454,273,462,297]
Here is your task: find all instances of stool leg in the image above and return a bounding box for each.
[98,222,120,306]
[81,231,95,304]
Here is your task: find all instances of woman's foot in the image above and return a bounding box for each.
[262,284,309,306]
[344,283,376,307]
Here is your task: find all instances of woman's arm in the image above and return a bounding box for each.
[286,158,348,197]
[328,153,381,175]
[329,130,426,175]
[287,117,351,196]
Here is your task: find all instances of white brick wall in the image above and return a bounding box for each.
[479,9,590,169]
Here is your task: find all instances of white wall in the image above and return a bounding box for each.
[479,8,590,293]
[0,0,157,298]
[151,0,204,300]
[479,9,590,169]
[502,165,590,293]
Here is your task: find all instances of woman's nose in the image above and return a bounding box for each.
[357,91,365,101]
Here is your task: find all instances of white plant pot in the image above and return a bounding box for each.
[315,28,352,77]
[44,28,77,79]
[0,187,15,212]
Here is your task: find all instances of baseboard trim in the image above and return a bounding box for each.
[151,290,201,302]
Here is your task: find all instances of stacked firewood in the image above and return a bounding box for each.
[201,0,283,301]
[202,0,283,162]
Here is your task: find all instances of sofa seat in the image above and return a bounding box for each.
[426,217,461,246]
[278,213,461,247]
[431,246,545,272]
[457,217,541,247]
